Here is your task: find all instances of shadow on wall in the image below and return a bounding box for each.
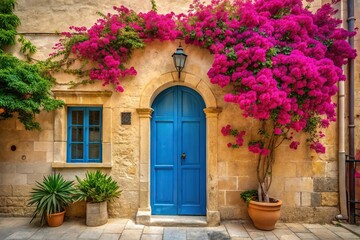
[65,201,86,218]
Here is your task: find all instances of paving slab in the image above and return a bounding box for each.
[103,223,126,233]
[208,231,231,240]
[264,231,280,240]
[78,228,103,239]
[302,224,326,229]
[99,233,121,240]
[224,222,250,238]
[163,227,187,240]
[1,217,360,240]
[243,222,261,232]
[286,223,311,233]
[294,232,319,240]
[143,226,163,234]
[307,228,342,240]
[119,229,142,240]
[186,229,209,240]
[230,238,252,240]
[332,221,360,239]
[333,231,360,239]
[140,234,163,240]
[275,223,290,229]
[248,231,269,240]
[0,232,12,240]
[4,232,34,240]
[206,225,227,232]
[125,220,145,230]
[59,232,80,240]
[272,229,301,240]
[28,229,48,239]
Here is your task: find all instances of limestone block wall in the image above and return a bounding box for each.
[0,0,358,224]
[0,112,54,216]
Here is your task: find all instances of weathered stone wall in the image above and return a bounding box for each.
[14,0,211,33]
[0,110,54,216]
[0,0,358,223]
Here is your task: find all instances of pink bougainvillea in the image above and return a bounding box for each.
[180,0,355,201]
[52,5,181,92]
[51,0,356,202]
[182,0,356,155]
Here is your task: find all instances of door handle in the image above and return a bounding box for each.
[181,152,186,160]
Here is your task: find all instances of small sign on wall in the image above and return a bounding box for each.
[121,112,131,125]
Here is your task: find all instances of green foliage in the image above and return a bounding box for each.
[273,7,291,19]
[0,0,64,130]
[17,35,36,61]
[0,52,64,130]
[0,0,18,48]
[27,173,76,226]
[240,189,258,205]
[115,27,145,52]
[304,116,321,142]
[151,0,157,12]
[0,28,16,47]
[0,0,16,14]
[0,13,20,29]
[76,170,122,203]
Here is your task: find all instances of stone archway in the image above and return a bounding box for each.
[136,71,222,226]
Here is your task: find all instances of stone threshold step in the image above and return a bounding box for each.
[149,215,207,227]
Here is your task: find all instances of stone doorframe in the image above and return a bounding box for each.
[136,72,222,226]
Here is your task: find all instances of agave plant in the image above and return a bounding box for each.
[28,173,75,225]
[76,170,121,203]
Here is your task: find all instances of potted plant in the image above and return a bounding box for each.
[76,170,122,226]
[223,115,328,230]
[211,0,355,231]
[223,122,293,230]
[28,173,75,227]
[240,189,282,230]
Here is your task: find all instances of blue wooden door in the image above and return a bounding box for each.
[151,86,206,215]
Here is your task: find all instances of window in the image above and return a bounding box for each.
[67,107,102,163]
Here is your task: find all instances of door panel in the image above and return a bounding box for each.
[154,168,175,204]
[181,122,200,165]
[181,169,200,203]
[151,86,206,215]
[179,120,205,215]
[155,122,175,165]
[181,91,200,117]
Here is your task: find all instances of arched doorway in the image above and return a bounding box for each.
[150,86,206,215]
[136,72,222,226]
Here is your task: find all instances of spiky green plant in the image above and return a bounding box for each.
[28,173,75,226]
[76,170,122,203]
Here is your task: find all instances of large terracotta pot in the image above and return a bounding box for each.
[247,199,282,230]
[46,211,65,227]
[86,201,108,226]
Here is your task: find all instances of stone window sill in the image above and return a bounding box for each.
[51,162,112,169]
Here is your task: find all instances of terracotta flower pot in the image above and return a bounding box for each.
[46,211,65,227]
[247,199,282,230]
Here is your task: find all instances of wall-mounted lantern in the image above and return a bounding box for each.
[172,43,187,79]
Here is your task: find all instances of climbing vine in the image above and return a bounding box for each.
[0,0,64,130]
[48,0,356,201]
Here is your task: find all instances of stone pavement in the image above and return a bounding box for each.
[1,217,360,240]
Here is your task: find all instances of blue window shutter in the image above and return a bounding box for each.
[67,107,102,163]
